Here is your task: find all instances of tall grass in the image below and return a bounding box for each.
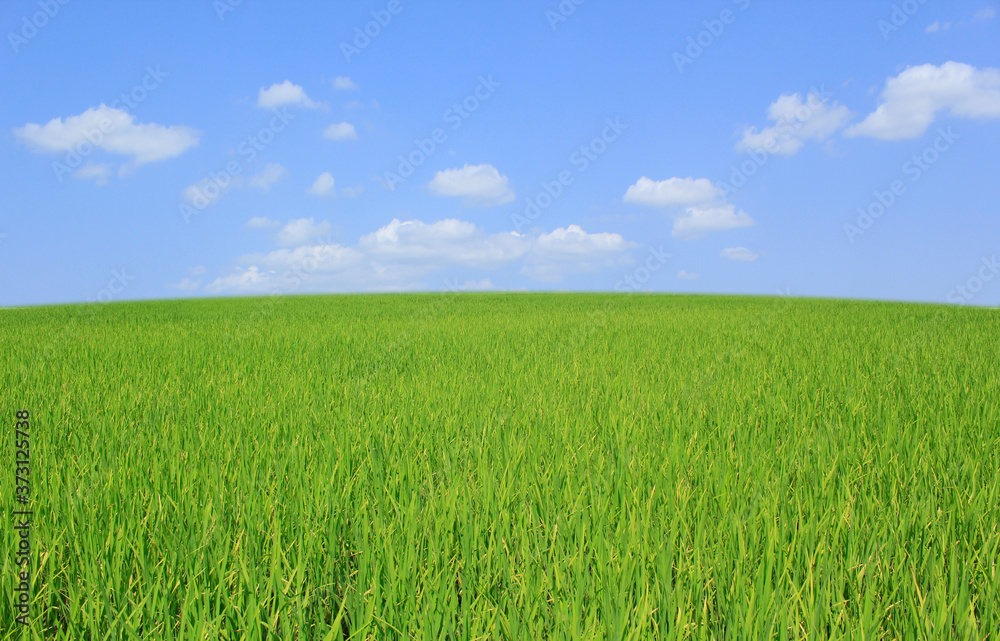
[2,294,998,639]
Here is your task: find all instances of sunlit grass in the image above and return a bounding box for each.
[2,293,998,639]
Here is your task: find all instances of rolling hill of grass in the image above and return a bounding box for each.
[2,293,998,639]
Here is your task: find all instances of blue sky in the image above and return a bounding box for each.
[2,0,998,306]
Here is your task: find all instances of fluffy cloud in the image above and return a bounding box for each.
[247,163,287,191]
[452,279,495,291]
[308,172,335,197]
[14,104,199,170]
[677,270,700,280]
[846,62,1000,140]
[359,219,527,268]
[257,81,322,109]
[246,216,279,228]
[624,176,755,240]
[737,92,852,155]
[277,218,332,247]
[204,219,635,294]
[323,122,357,141]
[427,164,515,206]
[182,177,237,209]
[720,247,759,261]
[534,224,634,257]
[204,266,270,294]
[521,225,635,282]
[72,162,112,185]
[167,277,202,292]
[974,7,995,20]
[672,205,754,240]
[332,76,359,90]
[623,177,721,207]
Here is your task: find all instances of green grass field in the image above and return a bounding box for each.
[2,293,998,639]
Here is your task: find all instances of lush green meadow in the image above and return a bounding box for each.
[2,293,998,639]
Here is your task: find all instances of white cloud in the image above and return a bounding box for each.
[672,205,754,240]
[188,265,207,275]
[925,21,951,32]
[623,176,720,207]
[453,279,495,291]
[308,172,336,197]
[204,218,637,294]
[14,104,199,169]
[720,247,759,261]
[182,176,239,209]
[332,76,359,90]
[737,92,852,156]
[677,270,700,280]
[247,163,287,191]
[427,164,515,206]
[277,217,331,247]
[974,7,996,20]
[534,224,634,257]
[257,81,321,109]
[359,218,527,268]
[167,277,202,291]
[623,176,754,240]
[339,185,363,198]
[182,164,284,208]
[323,122,358,141]
[246,216,279,228]
[845,62,1000,140]
[72,162,112,185]
[521,225,635,282]
[204,266,271,294]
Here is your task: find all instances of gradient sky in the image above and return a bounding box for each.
[2,0,999,306]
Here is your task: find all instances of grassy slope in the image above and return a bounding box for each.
[1,293,998,639]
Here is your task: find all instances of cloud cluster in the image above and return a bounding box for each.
[14,104,200,176]
[846,62,1000,140]
[204,217,634,293]
[738,63,1000,150]
[181,163,288,208]
[737,92,852,155]
[623,176,754,240]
